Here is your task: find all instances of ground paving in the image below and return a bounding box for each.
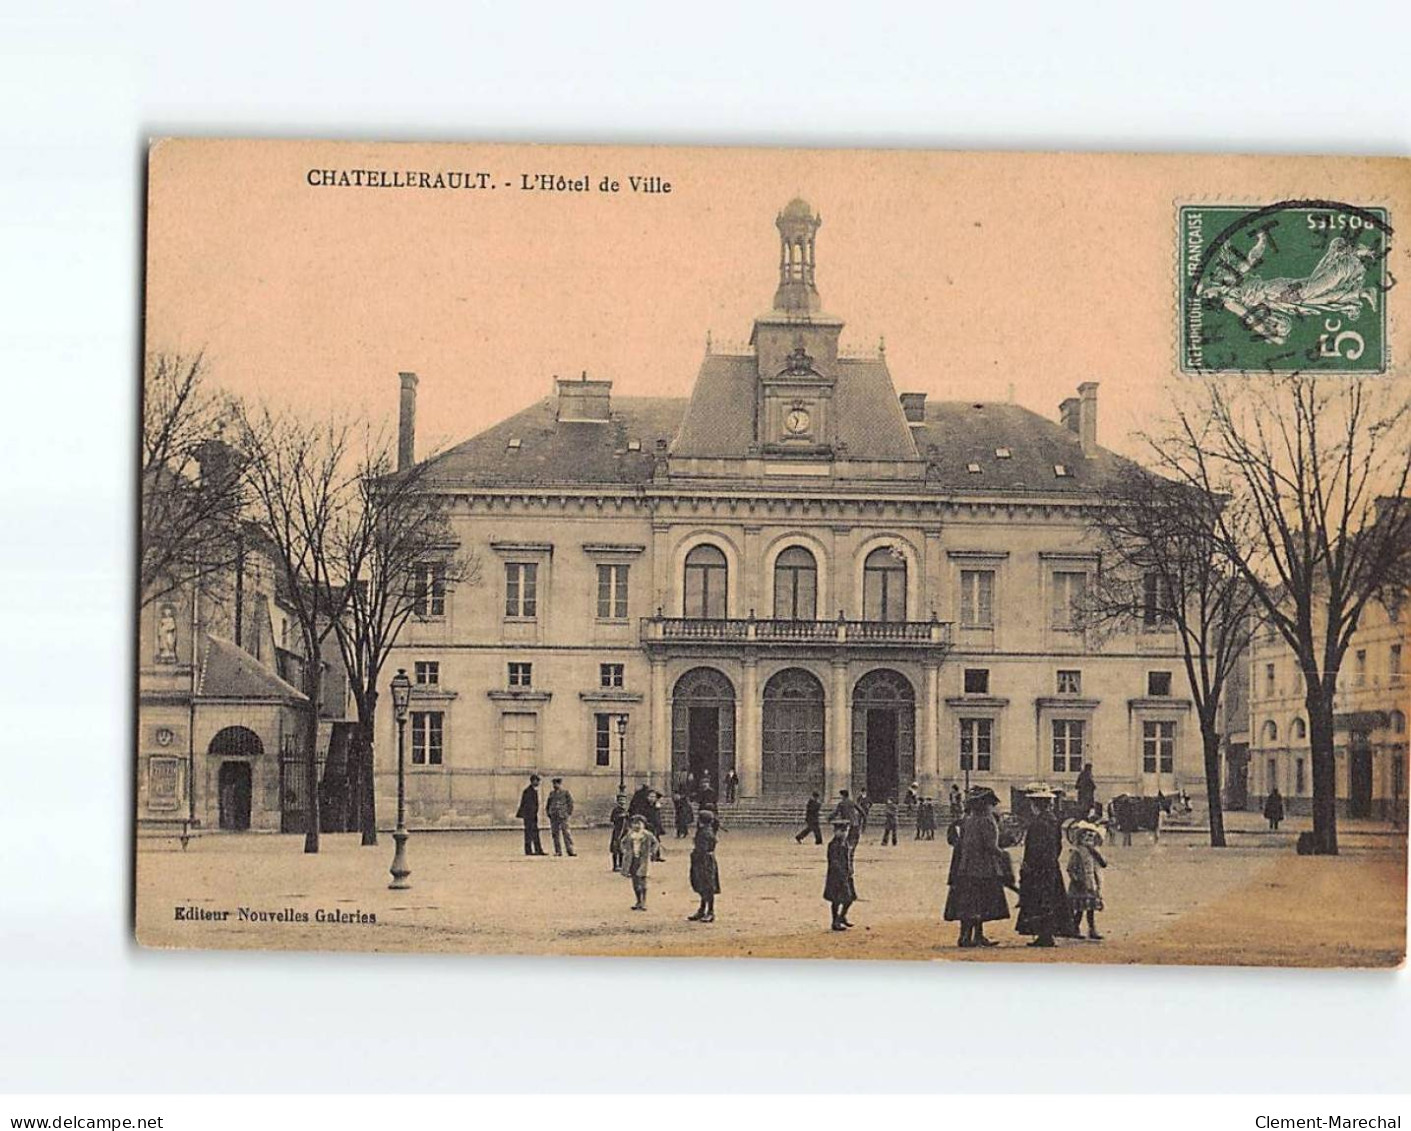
[136,817,1407,967]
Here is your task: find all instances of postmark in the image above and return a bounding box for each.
[1180,200,1392,374]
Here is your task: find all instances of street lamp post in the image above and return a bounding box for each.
[388,668,413,890]
[615,714,628,794]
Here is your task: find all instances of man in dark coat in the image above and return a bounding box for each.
[857,789,873,834]
[1264,786,1285,830]
[796,791,823,844]
[1076,763,1097,817]
[1015,788,1072,946]
[673,792,694,838]
[516,774,546,856]
[628,782,653,820]
[824,820,857,930]
[829,789,863,863]
[724,769,739,804]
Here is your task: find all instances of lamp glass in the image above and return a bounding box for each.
[615,714,627,737]
[390,668,413,720]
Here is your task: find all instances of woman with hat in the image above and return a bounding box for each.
[823,819,857,931]
[943,786,1011,947]
[1015,785,1075,947]
[688,810,721,923]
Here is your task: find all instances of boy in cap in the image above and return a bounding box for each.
[824,819,857,930]
[619,813,663,911]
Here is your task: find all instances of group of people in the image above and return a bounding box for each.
[608,779,723,918]
[943,783,1107,948]
[513,775,578,858]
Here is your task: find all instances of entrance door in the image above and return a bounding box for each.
[1349,736,1373,818]
[689,706,721,789]
[762,668,826,797]
[866,708,899,800]
[218,761,252,831]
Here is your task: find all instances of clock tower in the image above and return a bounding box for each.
[751,198,843,456]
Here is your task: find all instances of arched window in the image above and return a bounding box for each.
[773,546,817,620]
[1262,719,1279,743]
[1290,717,1307,740]
[1390,710,1406,735]
[863,546,907,622]
[684,544,728,619]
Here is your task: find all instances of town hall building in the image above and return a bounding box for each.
[381,198,1197,825]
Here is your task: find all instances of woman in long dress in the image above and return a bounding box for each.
[943,787,1011,947]
[687,810,721,922]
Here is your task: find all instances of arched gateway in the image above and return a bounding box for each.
[671,668,736,792]
[851,669,915,801]
[762,668,825,795]
[209,725,262,831]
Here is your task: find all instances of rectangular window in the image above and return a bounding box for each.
[1147,671,1172,697]
[1355,649,1367,687]
[1057,670,1082,695]
[414,661,439,686]
[595,714,613,767]
[411,563,445,617]
[508,662,532,688]
[596,564,629,620]
[1142,572,1172,627]
[959,718,993,772]
[600,662,624,689]
[1051,570,1087,628]
[1391,643,1403,681]
[1265,662,1276,697]
[959,569,995,628]
[963,668,990,695]
[411,711,443,766]
[505,562,538,618]
[1142,720,1175,774]
[501,712,537,767]
[1295,757,1306,794]
[1052,719,1085,773]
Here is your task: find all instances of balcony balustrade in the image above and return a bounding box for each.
[641,612,952,651]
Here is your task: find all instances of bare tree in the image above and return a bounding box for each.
[238,406,359,854]
[1083,465,1258,847]
[1150,374,1411,855]
[140,351,244,608]
[331,433,479,845]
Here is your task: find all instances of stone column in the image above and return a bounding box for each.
[921,660,940,794]
[739,657,761,798]
[828,659,851,797]
[650,657,669,792]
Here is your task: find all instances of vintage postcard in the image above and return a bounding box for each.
[137,141,1409,966]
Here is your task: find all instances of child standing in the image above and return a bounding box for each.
[1066,824,1107,940]
[824,819,857,931]
[879,796,900,846]
[619,814,663,911]
[608,793,628,871]
[687,811,721,922]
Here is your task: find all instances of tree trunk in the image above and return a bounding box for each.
[1201,721,1227,848]
[302,650,322,854]
[359,690,379,846]
[1306,684,1340,855]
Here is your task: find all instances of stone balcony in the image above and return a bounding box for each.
[640,613,953,655]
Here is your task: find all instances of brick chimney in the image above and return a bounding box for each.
[398,372,418,471]
[1078,381,1099,455]
[556,372,612,422]
[899,392,927,424]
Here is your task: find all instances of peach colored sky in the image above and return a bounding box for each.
[145,141,1410,460]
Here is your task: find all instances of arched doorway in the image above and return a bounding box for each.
[671,667,735,793]
[209,726,262,832]
[762,668,825,796]
[851,669,915,801]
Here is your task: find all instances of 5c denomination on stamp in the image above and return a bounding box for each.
[1180,201,1391,374]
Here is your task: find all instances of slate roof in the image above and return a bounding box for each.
[420,386,1139,495]
[197,634,307,703]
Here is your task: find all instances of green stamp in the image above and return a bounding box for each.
[1179,200,1391,374]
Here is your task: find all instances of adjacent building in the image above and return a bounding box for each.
[379,199,1201,825]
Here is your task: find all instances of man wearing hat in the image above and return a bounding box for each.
[823,819,857,930]
[1015,785,1074,947]
[515,774,546,857]
[829,788,863,864]
[545,777,576,857]
[795,790,823,844]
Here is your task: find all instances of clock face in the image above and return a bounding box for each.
[784,408,811,435]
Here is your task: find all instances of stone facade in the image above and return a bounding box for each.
[377,199,1200,827]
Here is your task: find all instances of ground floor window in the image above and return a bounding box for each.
[412,711,444,765]
[501,712,536,767]
[1142,720,1174,774]
[594,713,625,767]
[959,717,993,772]
[1295,756,1306,794]
[1052,719,1084,773]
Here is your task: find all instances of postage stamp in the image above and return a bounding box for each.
[1179,200,1391,374]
